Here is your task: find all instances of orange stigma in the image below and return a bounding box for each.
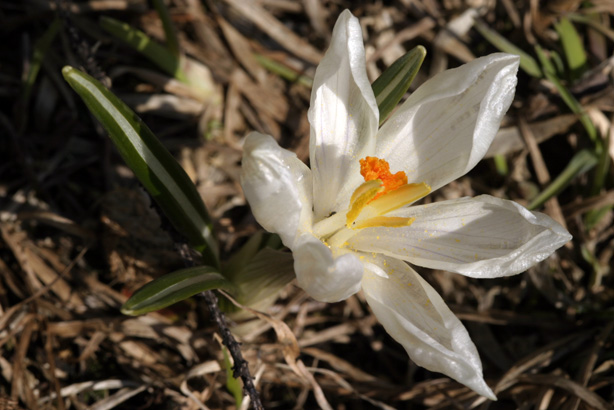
[360,157,407,197]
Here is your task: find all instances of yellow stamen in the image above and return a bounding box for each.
[368,182,431,215]
[341,157,431,236]
[349,179,384,205]
[354,216,416,230]
[346,180,384,227]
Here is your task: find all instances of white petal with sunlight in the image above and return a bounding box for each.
[361,255,496,399]
[308,9,379,219]
[350,195,572,278]
[375,53,519,192]
[240,132,313,248]
[293,233,364,303]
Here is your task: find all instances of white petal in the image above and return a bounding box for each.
[350,195,572,278]
[293,234,363,303]
[308,10,379,219]
[240,132,313,248]
[375,53,519,192]
[362,256,496,399]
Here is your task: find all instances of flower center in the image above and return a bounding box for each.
[313,157,431,248]
[360,156,408,199]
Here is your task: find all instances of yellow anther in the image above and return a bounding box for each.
[368,182,431,215]
[354,216,416,230]
[346,180,384,227]
[342,157,431,235]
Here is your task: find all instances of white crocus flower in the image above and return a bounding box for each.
[240,10,571,399]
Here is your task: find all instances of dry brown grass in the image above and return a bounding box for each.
[1,0,613,409]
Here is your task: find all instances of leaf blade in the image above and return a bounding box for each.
[100,16,187,82]
[474,19,542,78]
[372,46,426,124]
[62,66,219,266]
[121,266,235,315]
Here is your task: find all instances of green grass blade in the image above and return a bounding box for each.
[494,154,508,176]
[372,46,426,125]
[121,266,235,315]
[152,0,180,57]
[554,17,587,80]
[473,19,543,78]
[535,45,607,217]
[254,53,313,88]
[534,44,557,76]
[100,16,187,83]
[535,46,598,145]
[584,132,611,227]
[585,205,612,231]
[528,149,598,210]
[22,19,61,110]
[223,347,243,407]
[62,66,219,266]
[550,49,566,78]
[567,13,614,42]
[591,133,610,194]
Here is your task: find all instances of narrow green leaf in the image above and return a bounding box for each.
[100,16,187,83]
[23,19,61,107]
[535,46,606,211]
[231,248,295,309]
[223,347,243,407]
[554,17,587,80]
[550,50,566,78]
[474,19,543,78]
[493,154,508,176]
[528,149,598,210]
[585,205,612,231]
[584,132,611,228]
[534,45,557,76]
[591,132,610,194]
[62,66,219,266]
[121,266,235,315]
[152,0,180,57]
[372,46,426,125]
[567,13,614,42]
[100,16,221,104]
[547,70,599,144]
[254,53,313,88]
[580,245,605,288]
[535,46,599,145]
[222,231,282,281]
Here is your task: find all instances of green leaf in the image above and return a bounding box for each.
[152,0,180,57]
[62,66,219,267]
[528,149,598,210]
[473,19,543,78]
[222,231,282,281]
[534,45,557,77]
[223,347,243,407]
[100,16,187,82]
[254,53,313,88]
[585,204,612,231]
[535,46,607,215]
[99,16,221,104]
[493,154,508,176]
[554,17,587,80]
[567,13,614,42]
[219,232,293,314]
[372,46,426,124]
[535,46,598,145]
[230,248,294,310]
[23,19,61,107]
[121,266,235,315]
[584,132,611,228]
